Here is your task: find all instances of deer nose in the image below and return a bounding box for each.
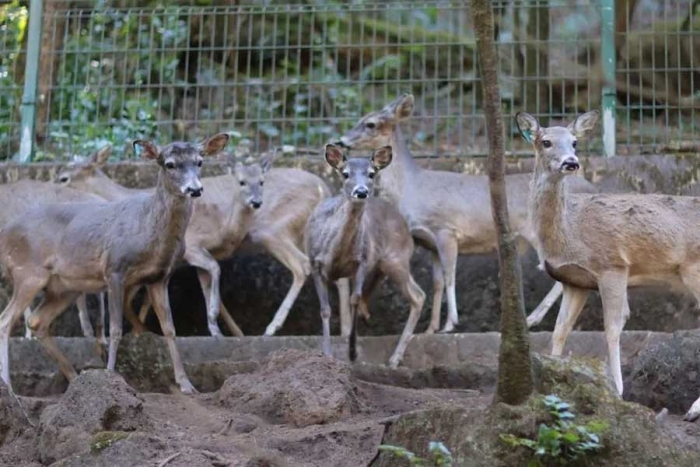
[186,186,203,197]
[560,157,580,172]
[251,200,262,209]
[352,186,369,199]
[335,138,351,149]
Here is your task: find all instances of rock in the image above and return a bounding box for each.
[0,380,32,446]
[216,349,361,427]
[624,331,700,415]
[375,353,700,467]
[38,370,151,464]
[51,432,166,467]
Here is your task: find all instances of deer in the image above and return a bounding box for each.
[336,94,598,334]
[306,144,426,368]
[0,134,229,394]
[56,145,352,337]
[0,179,107,343]
[515,109,700,423]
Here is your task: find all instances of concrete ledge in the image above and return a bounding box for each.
[8,331,676,396]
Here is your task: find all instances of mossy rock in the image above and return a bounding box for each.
[374,353,700,467]
[90,431,129,453]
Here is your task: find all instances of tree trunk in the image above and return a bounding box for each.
[471,0,534,406]
[36,0,67,143]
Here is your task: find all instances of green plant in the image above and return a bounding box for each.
[379,441,453,466]
[500,395,608,467]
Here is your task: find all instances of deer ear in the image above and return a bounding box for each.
[133,140,160,161]
[392,93,415,121]
[260,153,274,173]
[324,144,346,170]
[371,145,393,170]
[200,133,230,157]
[91,144,112,166]
[568,110,600,138]
[515,112,540,143]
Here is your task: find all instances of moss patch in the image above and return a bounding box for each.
[90,431,129,453]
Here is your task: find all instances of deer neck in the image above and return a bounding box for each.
[145,172,193,255]
[380,125,420,205]
[333,199,367,252]
[223,186,255,237]
[88,170,138,201]
[529,165,569,259]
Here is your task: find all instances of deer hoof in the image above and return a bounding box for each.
[179,382,198,395]
[387,358,400,369]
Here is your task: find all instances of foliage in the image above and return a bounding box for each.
[500,395,608,467]
[0,0,27,157]
[378,441,454,466]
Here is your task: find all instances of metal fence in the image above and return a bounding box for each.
[0,0,698,161]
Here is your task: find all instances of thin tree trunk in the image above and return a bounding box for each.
[36,0,67,143]
[471,0,534,406]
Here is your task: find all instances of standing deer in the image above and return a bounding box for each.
[516,110,700,422]
[56,146,351,337]
[0,134,229,393]
[306,144,425,368]
[0,179,107,343]
[337,94,597,333]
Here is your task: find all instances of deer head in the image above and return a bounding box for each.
[516,110,599,178]
[325,144,392,202]
[337,93,415,150]
[133,133,230,198]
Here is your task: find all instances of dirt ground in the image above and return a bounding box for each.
[2,347,700,467]
[0,349,490,467]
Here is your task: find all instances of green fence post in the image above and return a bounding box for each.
[16,0,44,163]
[600,0,616,157]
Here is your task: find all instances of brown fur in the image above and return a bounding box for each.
[306,145,425,368]
[338,94,598,333]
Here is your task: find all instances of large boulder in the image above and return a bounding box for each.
[624,331,700,415]
[374,354,700,467]
[216,348,361,427]
[38,370,151,464]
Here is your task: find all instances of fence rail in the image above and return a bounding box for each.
[0,0,698,162]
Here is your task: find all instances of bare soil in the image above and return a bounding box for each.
[0,349,490,467]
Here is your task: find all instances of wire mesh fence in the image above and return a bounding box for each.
[0,0,698,161]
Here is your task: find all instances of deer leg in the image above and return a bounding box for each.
[95,293,107,346]
[28,291,82,382]
[147,279,196,394]
[23,307,34,339]
[435,231,459,333]
[382,260,426,369]
[425,252,445,334]
[311,270,333,358]
[337,278,352,337]
[185,248,224,337]
[260,237,310,337]
[551,285,588,356]
[357,269,384,325]
[195,267,242,337]
[0,278,45,386]
[106,275,125,372]
[527,281,564,328]
[137,291,152,324]
[598,270,629,395]
[348,266,368,363]
[125,286,148,336]
[76,294,94,339]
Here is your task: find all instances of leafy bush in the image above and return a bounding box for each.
[500,394,607,467]
[379,440,454,466]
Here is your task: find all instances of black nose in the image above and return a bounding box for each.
[187,187,203,197]
[353,187,369,199]
[560,158,580,172]
[335,139,350,149]
[251,200,262,209]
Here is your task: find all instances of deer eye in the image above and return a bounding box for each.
[239,181,246,186]
[197,160,203,167]
[260,181,264,186]
[542,140,552,149]
[572,141,577,149]
[366,121,376,130]
[165,161,176,169]
[342,172,349,179]
[368,172,375,179]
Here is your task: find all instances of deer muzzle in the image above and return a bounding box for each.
[560,157,580,173]
[352,186,369,199]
